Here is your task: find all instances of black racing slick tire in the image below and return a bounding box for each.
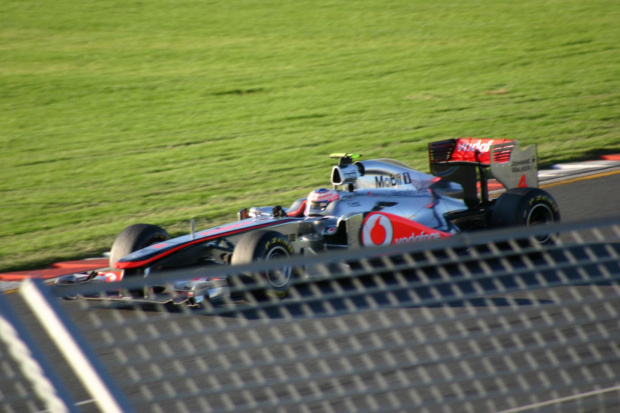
[230,230,295,298]
[490,187,560,244]
[109,224,171,269]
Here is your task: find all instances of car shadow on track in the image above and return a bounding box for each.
[210,241,620,320]
[210,283,558,321]
[74,241,620,321]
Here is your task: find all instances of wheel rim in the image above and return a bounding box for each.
[527,204,554,225]
[526,203,555,243]
[265,246,292,288]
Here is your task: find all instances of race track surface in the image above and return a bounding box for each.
[543,171,620,223]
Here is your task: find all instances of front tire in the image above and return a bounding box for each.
[109,224,171,269]
[230,230,295,298]
[490,187,560,244]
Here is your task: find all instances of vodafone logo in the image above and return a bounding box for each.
[394,231,441,244]
[103,272,122,282]
[362,214,393,246]
[457,139,494,153]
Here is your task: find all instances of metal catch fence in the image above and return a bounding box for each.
[2,218,620,412]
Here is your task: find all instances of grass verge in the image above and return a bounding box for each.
[1,0,618,270]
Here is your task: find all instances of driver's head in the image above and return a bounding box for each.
[305,188,339,216]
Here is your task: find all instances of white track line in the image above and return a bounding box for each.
[497,384,620,413]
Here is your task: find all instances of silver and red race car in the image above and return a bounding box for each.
[57,138,560,305]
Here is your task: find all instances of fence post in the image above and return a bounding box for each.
[19,278,135,413]
[0,291,77,412]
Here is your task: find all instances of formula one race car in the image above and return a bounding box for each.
[57,138,560,305]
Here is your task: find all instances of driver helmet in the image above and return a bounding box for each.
[305,188,340,216]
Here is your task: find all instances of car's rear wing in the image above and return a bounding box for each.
[428,138,538,207]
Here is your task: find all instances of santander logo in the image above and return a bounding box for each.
[362,214,393,246]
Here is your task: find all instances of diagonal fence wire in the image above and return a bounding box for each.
[4,218,620,412]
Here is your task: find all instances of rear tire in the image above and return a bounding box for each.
[109,224,171,269]
[490,187,560,244]
[230,230,295,298]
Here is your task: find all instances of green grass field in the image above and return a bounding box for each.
[1,0,618,271]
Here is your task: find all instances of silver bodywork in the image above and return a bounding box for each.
[56,158,468,305]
